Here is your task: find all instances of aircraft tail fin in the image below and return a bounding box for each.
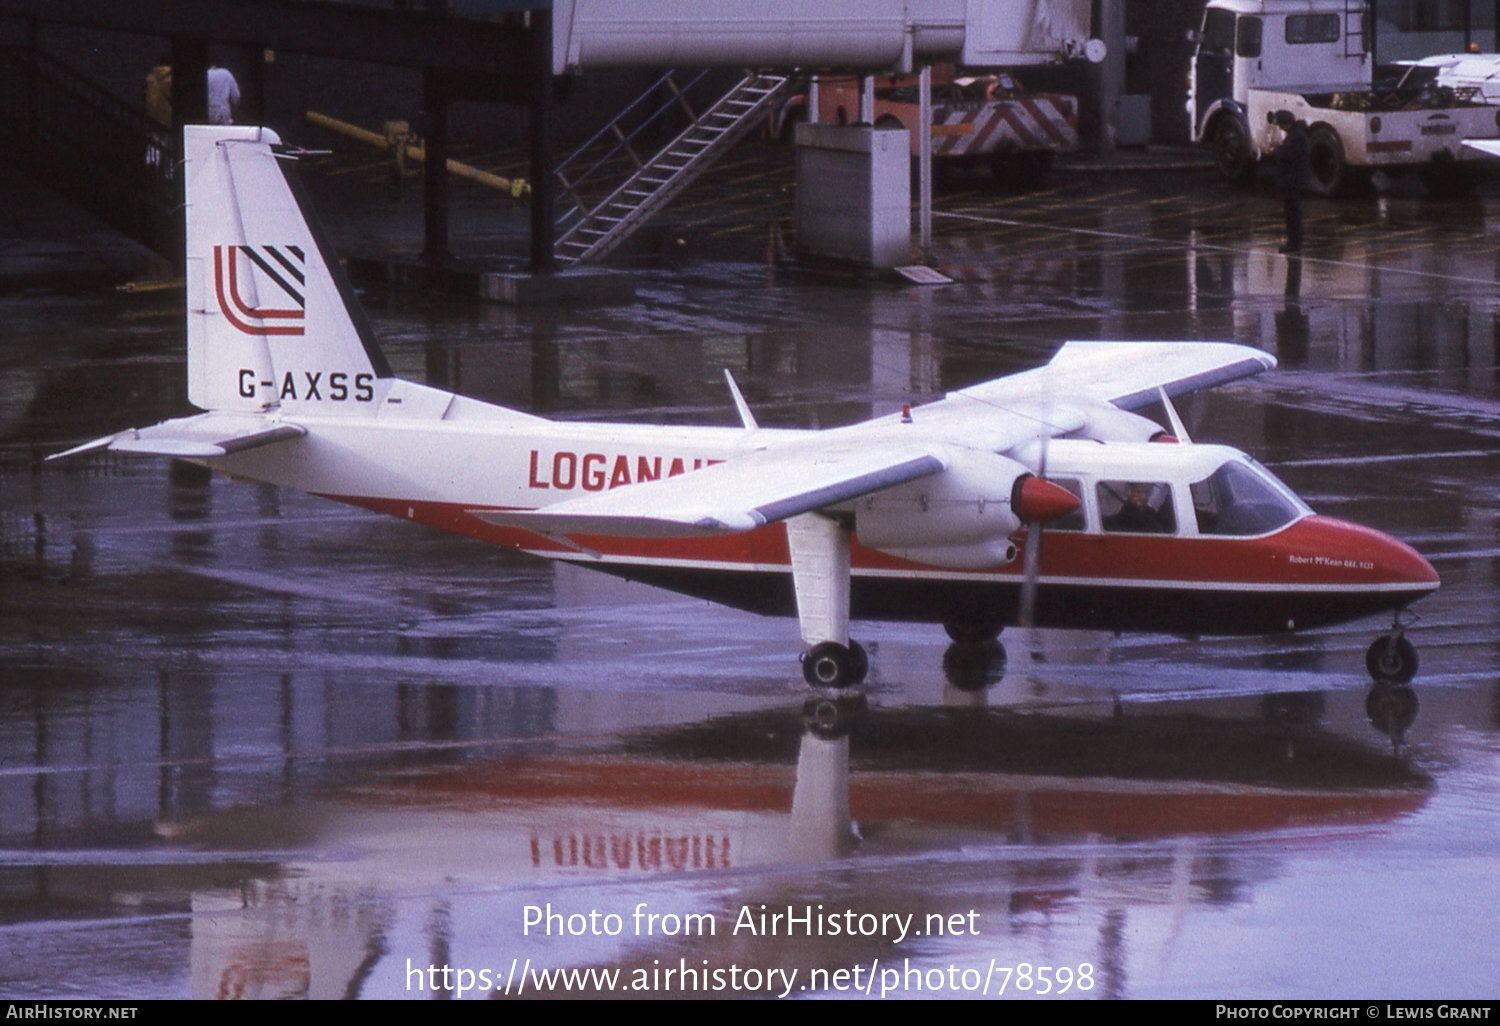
[184,125,391,415]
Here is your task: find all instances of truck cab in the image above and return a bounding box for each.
[1190,0,1369,176]
[1190,0,1499,194]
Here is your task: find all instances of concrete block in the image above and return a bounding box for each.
[478,267,636,306]
[794,123,911,268]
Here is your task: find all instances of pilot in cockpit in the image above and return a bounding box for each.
[1103,481,1174,534]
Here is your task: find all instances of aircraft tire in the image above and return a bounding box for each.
[803,642,855,688]
[848,640,869,684]
[1366,634,1418,685]
[942,640,1007,692]
[944,618,1003,645]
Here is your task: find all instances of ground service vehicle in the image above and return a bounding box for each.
[1189,0,1500,194]
[785,68,1078,187]
[53,126,1440,690]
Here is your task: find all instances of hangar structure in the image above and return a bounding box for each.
[0,0,552,272]
[0,0,1099,277]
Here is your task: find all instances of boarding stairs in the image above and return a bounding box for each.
[0,45,178,258]
[553,69,795,265]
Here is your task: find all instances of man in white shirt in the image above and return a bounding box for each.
[207,63,240,125]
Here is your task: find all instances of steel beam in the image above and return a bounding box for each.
[0,0,539,87]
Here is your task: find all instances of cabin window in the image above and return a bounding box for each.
[1098,481,1176,535]
[1236,16,1263,58]
[1286,14,1340,44]
[1190,460,1304,536]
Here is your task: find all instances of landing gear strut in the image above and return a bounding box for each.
[1366,611,1420,685]
[788,512,867,689]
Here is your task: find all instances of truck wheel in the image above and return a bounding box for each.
[1213,118,1255,183]
[1307,125,1347,197]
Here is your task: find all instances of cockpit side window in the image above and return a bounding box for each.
[1236,15,1263,58]
[1098,481,1176,535]
[1191,460,1304,536]
[1202,8,1236,54]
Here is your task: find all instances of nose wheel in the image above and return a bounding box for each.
[1366,612,1420,685]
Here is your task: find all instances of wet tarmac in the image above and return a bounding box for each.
[2,145,1499,999]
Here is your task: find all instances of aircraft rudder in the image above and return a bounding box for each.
[183,124,391,416]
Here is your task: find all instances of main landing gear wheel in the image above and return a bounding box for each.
[942,640,1007,692]
[802,640,869,688]
[943,617,1003,645]
[1366,633,1418,685]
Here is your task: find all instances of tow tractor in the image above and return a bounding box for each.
[1189,0,1500,195]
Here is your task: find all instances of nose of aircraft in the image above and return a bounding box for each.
[1295,515,1440,593]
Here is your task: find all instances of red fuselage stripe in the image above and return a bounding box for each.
[321,494,1438,592]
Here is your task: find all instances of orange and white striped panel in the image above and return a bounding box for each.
[930,95,1078,156]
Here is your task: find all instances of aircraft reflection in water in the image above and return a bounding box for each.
[51,126,1439,689]
[163,693,1427,999]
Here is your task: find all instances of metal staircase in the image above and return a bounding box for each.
[0,46,178,258]
[553,69,796,265]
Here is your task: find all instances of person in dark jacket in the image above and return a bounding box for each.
[1272,109,1309,253]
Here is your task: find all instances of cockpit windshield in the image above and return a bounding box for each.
[1190,459,1307,536]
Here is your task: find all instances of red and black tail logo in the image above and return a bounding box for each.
[213,245,305,336]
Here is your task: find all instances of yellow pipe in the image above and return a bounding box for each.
[116,278,185,294]
[305,111,530,198]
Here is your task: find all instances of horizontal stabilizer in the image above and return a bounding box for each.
[49,416,305,461]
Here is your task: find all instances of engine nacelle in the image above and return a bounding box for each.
[1070,403,1169,443]
[855,449,1029,569]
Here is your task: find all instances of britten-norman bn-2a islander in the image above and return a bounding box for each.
[53,126,1439,688]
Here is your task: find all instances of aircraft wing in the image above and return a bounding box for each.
[473,342,1273,541]
[471,440,948,538]
[945,341,1276,413]
[1464,139,1500,158]
[48,413,306,460]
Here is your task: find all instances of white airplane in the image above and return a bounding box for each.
[53,126,1439,688]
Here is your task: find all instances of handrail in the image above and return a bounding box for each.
[553,68,710,179]
[553,68,713,225]
[0,45,177,257]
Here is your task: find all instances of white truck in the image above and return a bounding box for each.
[1188,0,1500,195]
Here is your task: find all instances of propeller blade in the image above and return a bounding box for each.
[1018,520,1042,629]
[1015,442,1061,630]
